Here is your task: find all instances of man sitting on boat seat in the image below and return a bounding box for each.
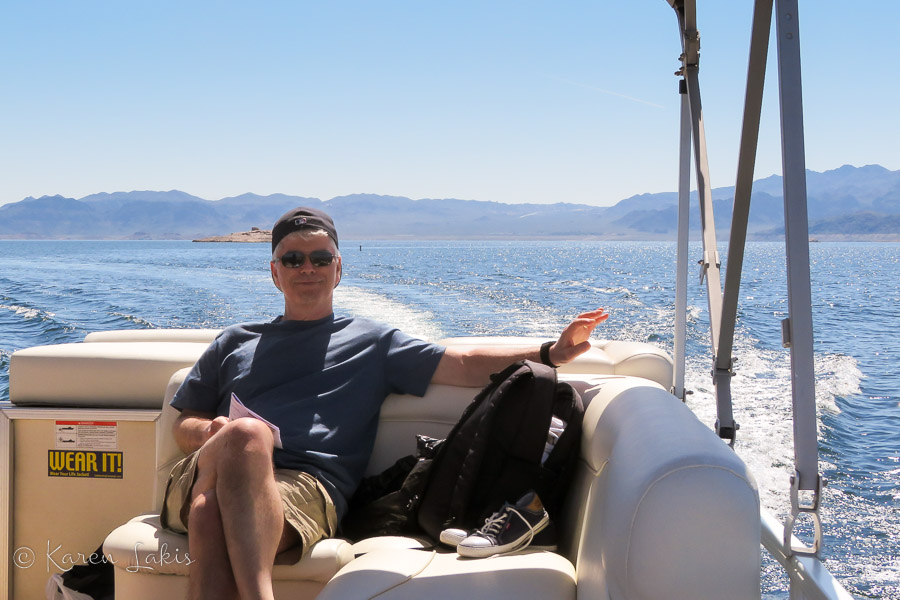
[162,205,609,600]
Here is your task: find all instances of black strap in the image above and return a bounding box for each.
[540,341,559,368]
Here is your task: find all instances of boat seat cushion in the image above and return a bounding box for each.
[104,514,354,581]
[9,334,671,410]
[9,342,208,408]
[349,535,433,556]
[84,329,223,343]
[440,337,672,388]
[315,548,576,600]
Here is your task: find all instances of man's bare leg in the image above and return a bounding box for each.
[187,489,238,599]
[188,418,299,600]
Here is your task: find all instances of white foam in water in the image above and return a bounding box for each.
[334,286,446,342]
[109,311,157,328]
[815,353,862,414]
[0,303,55,321]
[684,332,862,518]
[495,304,569,338]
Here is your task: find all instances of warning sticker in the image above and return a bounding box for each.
[55,421,118,450]
[48,450,124,479]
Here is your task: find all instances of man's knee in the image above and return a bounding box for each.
[199,419,274,470]
[220,418,275,454]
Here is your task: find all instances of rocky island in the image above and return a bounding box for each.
[193,227,272,243]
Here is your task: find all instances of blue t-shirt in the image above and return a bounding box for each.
[171,314,446,519]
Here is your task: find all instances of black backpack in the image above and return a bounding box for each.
[416,359,584,541]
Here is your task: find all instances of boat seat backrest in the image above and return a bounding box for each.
[9,341,208,408]
[440,337,673,389]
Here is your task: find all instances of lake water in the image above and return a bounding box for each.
[1,239,898,598]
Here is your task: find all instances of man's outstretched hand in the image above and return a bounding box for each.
[548,308,609,366]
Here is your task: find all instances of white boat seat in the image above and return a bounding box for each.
[1,332,751,599]
[102,364,759,599]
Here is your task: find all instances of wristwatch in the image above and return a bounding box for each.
[540,341,559,368]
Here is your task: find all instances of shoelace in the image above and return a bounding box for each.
[476,506,538,550]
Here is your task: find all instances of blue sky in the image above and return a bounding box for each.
[2,1,897,207]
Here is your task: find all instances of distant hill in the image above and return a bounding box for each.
[1,165,897,240]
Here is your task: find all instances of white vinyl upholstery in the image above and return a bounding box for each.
[9,342,208,408]
[84,328,222,343]
[440,337,673,389]
[317,549,577,600]
[566,379,761,599]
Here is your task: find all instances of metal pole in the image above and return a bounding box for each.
[775,0,818,493]
[774,0,824,557]
[673,78,691,401]
[684,68,724,356]
[718,0,773,375]
[675,0,731,440]
[712,0,774,445]
[677,8,731,440]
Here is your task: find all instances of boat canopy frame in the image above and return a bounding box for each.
[665,0,848,597]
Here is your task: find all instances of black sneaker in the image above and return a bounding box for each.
[441,520,557,551]
[456,491,550,558]
[528,519,558,552]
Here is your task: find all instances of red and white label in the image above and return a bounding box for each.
[55,421,118,450]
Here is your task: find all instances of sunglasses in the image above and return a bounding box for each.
[275,250,337,268]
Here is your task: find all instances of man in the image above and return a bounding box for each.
[162,207,608,600]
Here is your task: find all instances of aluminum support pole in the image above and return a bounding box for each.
[774,0,823,556]
[672,78,691,401]
[775,0,819,494]
[676,2,731,439]
[718,0,773,374]
[684,68,724,359]
[712,0,774,445]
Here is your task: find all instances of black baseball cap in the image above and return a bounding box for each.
[271,207,339,252]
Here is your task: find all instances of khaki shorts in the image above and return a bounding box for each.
[160,450,338,562]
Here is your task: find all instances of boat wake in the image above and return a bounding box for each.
[685,337,862,514]
[335,286,446,342]
[680,328,896,598]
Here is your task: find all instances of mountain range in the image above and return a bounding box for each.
[1,164,898,241]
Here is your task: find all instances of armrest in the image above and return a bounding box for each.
[572,380,760,600]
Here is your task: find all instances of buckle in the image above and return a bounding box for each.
[784,470,826,556]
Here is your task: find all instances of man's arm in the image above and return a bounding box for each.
[431,308,609,387]
[172,408,231,454]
